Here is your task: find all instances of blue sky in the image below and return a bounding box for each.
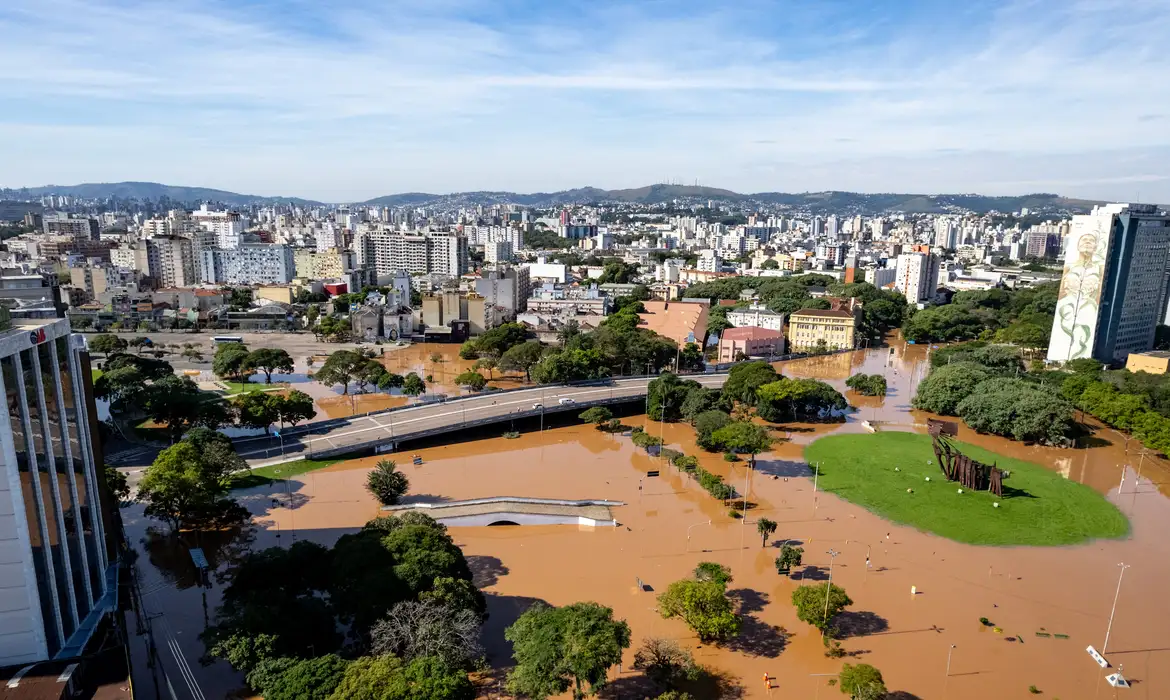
[2,0,1169,202]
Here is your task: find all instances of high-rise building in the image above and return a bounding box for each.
[145,235,197,288]
[1047,204,1170,364]
[200,244,295,285]
[0,317,112,664]
[42,214,98,241]
[354,230,468,277]
[894,252,940,303]
[933,219,958,249]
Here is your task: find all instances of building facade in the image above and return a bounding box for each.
[200,244,295,285]
[894,252,940,303]
[726,306,785,332]
[787,308,857,352]
[1047,203,1170,364]
[0,318,111,664]
[718,326,785,362]
[146,235,197,288]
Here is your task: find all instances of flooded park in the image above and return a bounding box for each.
[122,340,1170,699]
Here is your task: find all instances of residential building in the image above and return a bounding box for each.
[638,300,709,347]
[718,326,785,362]
[559,224,597,240]
[1125,350,1170,375]
[354,230,468,277]
[0,268,64,319]
[523,262,568,284]
[293,248,355,280]
[726,305,785,332]
[200,244,295,285]
[0,317,113,664]
[475,266,530,315]
[145,235,197,288]
[191,204,246,248]
[485,240,513,264]
[527,284,609,316]
[894,252,940,303]
[788,308,858,352]
[1025,227,1062,259]
[697,249,722,272]
[42,214,98,240]
[866,267,896,289]
[1047,203,1170,364]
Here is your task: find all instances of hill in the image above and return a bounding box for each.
[1,181,1111,214]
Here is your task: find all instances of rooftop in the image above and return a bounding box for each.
[721,326,784,341]
[790,308,856,319]
[1132,351,1170,359]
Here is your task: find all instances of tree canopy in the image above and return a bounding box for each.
[505,601,631,699]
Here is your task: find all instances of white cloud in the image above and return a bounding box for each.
[1,0,1169,200]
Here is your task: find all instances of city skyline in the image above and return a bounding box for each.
[3,0,1170,201]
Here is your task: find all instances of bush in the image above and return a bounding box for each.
[846,373,888,396]
[694,465,734,500]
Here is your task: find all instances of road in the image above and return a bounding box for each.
[234,374,730,463]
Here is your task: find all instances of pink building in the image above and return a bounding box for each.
[718,326,785,363]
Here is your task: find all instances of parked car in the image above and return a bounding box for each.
[558,397,575,406]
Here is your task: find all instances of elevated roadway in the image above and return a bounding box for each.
[235,373,729,464]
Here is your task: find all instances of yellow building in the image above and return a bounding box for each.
[255,286,293,304]
[787,308,857,352]
[293,249,353,280]
[1125,351,1170,375]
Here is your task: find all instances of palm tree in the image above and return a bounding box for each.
[756,518,777,547]
[366,460,409,505]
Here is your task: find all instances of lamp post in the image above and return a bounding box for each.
[822,548,840,641]
[686,519,712,552]
[946,643,956,676]
[1102,562,1130,653]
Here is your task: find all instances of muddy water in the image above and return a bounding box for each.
[127,341,1170,699]
[314,342,531,418]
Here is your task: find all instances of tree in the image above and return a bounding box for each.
[756,377,848,421]
[693,562,732,587]
[214,342,252,381]
[709,421,773,465]
[247,654,349,700]
[681,387,729,422]
[845,373,887,396]
[461,323,531,359]
[500,340,545,382]
[105,465,130,503]
[245,348,294,384]
[679,342,704,371]
[791,582,852,635]
[402,373,426,397]
[353,358,388,394]
[838,663,887,700]
[911,362,989,415]
[105,351,174,379]
[326,655,474,700]
[775,545,803,574]
[90,333,127,358]
[632,638,700,690]
[693,410,732,451]
[275,390,317,428]
[367,460,409,505]
[316,315,351,341]
[315,350,366,394]
[505,601,631,700]
[370,600,484,669]
[648,373,702,422]
[473,355,498,379]
[657,579,741,642]
[454,371,487,391]
[137,441,248,531]
[756,517,777,547]
[141,375,231,440]
[531,348,610,384]
[578,406,614,427]
[93,366,146,411]
[129,336,151,354]
[903,305,984,343]
[235,392,280,433]
[723,361,778,405]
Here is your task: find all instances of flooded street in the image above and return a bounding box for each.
[124,341,1170,699]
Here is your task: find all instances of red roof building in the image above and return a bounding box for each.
[718,326,785,363]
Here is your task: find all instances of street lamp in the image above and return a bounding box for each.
[945,643,956,676]
[686,519,711,552]
[1102,562,1131,653]
[822,548,840,640]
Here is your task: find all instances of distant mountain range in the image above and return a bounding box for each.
[1,181,1106,215]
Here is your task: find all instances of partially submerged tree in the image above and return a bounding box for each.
[505,601,631,700]
[366,460,409,506]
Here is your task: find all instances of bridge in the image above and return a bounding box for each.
[235,373,730,464]
[382,497,625,527]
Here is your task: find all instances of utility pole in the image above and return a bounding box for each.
[822,548,840,641]
[1102,562,1131,653]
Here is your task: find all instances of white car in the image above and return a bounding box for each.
[532,402,543,409]
[558,397,575,406]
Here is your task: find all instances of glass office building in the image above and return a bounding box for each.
[0,317,110,665]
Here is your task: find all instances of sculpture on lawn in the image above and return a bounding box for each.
[927,419,1005,497]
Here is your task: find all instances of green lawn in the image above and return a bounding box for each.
[92,369,103,383]
[229,456,350,489]
[803,431,1129,546]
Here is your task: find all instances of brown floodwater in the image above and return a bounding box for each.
[314,342,531,418]
[125,341,1170,700]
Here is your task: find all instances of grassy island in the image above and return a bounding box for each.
[804,431,1128,546]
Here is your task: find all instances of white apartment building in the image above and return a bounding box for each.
[354,230,468,277]
[698,249,722,273]
[894,253,940,303]
[200,244,295,285]
[726,306,786,332]
[933,218,958,249]
[485,240,513,264]
[192,204,246,248]
[866,267,897,289]
[0,318,112,664]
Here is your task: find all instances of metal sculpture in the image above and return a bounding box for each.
[927,419,1005,497]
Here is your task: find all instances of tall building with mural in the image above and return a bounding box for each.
[1047,203,1170,365]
